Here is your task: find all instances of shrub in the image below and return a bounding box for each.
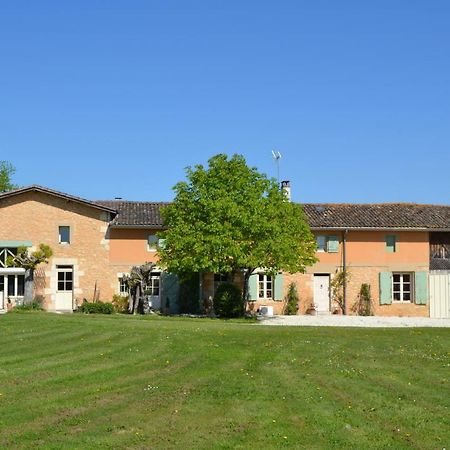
[284,282,299,315]
[13,298,44,312]
[80,300,114,314]
[112,295,129,313]
[213,282,244,318]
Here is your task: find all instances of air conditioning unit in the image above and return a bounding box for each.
[259,305,274,317]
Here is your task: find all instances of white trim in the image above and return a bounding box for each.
[0,268,26,274]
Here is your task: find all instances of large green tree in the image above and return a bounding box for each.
[0,161,18,192]
[158,154,317,303]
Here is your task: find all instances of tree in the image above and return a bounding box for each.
[0,161,18,192]
[284,282,300,315]
[158,154,317,306]
[8,244,53,304]
[124,262,156,314]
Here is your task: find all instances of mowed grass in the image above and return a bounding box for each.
[0,313,449,450]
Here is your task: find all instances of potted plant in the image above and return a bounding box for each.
[6,298,13,312]
[305,302,316,315]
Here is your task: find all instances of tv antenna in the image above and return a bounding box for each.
[272,150,282,184]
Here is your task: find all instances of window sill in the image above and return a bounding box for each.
[392,301,412,304]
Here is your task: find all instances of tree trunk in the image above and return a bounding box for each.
[128,291,134,314]
[133,284,141,315]
[242,268,254,311]
[23,269,34,305]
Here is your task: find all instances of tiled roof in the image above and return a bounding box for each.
[0,185,117,214]
[96,201,450,230]
[302,203,450,230]
[95,200,168,227]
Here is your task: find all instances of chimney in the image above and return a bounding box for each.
[281,180,291,201]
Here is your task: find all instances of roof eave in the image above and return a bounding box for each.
[310,226,450,232]
[0,185,117,214]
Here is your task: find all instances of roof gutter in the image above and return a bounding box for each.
[310,227,450,232]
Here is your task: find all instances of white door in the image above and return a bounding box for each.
[0,290,3,310]
[148,273,161,309]
[314,275,330,313]
[55,266,73,311]
[430,271,450,318]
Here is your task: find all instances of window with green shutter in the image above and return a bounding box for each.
[248,273,258,301]
[274,273,284,301]
[327,236,339,253]
[379,272,392,304]
[385,235,397,253]
[414,271,428,305]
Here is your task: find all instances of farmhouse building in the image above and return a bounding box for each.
[0,185,449,318]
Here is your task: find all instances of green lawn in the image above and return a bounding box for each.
[0,313,449,449]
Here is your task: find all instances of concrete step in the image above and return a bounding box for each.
[0,309,6,314]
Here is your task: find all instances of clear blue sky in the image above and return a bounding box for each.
[1,1,449,203]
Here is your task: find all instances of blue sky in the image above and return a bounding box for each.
[1,1,449,203]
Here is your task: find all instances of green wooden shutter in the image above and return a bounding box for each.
[379,272,392,304]
[385,235,396,253]
[274,273,284,301]
[414,272,428,305]
[327,236,339,253]
[248,273,258,301]
[161,272,180,314]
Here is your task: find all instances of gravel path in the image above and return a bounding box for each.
[258,314,450,327]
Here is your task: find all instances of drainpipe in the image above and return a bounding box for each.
[342,229,348,314]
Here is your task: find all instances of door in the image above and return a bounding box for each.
[55,265,73,311]
[430,271,450,318]
[148,273,161,309]
[314,274,330,313]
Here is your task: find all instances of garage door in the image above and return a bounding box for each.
[430,271,450,318]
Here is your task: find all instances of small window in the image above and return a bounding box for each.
[386,235,396,253]
[59,226,70,244]
[258,274,273,300]
[147,235,158,251]
[316,235,339,253]
[392,272,413,302]
[316,236,326,252]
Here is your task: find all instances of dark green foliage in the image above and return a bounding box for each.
[80,300,114,314]
[352,283,373,316]
[159,154,318,303]
[112,295,129,313]
[213,282,244,318]
[178,272,200,314]
[284,282,299,315]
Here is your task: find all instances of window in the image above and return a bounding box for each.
[258,274,273,300]
[0,247,17,268]
[213,273,230,294]
[118,277,129,296]
[1,274,25,297]
[59,226,70,244]
[57,266,73,291]
[148,273,160,297]
[147,235,158,251]
[386,235,397,253]
[316,235,339,253]
[392,273,413,302]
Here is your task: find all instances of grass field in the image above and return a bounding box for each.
[0,313,449,449]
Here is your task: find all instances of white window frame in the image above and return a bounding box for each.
[118,276,129,296]
[148,273,160,297]
[392,272,413,303]
[59,226,71,245]
[0,274,25,298]
[258,274,273,300]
